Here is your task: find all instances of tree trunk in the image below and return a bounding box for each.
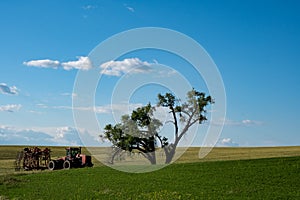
[148,136,156,164]
[147,137,157,164]
[110,148,122,164]
[164,144,176,164]
[148,151,157,165]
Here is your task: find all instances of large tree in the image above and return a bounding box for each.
[102,89,213,164]
[157,89,213,163]
[102,103,167,164]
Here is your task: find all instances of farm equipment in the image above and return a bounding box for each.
[15,147,51,171]
[48,147,93,170]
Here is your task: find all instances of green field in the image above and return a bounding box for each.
[0,146,300,199]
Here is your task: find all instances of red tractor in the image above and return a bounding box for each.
[48,147,93,170]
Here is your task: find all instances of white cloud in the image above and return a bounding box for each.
[93,106,111,114]
[0,126,53,145]
[155,69,178,78]
[23,59,60,69]
[23,56,92,71]
[24,57,161,74]
[61,56,92,71]
[126,6,135,12]
[61,92,77,97]
[36,103,48,109]
[241,119,263,126]
[0,83,19,95]
[54,126,83,146]
[0,104,21,112]
[211,118,263,127]
[82,5,97,10]
[218,138,239,147]
[51,105,101,113]
[28,110,43,115]
[0,125,99,146]
[100,58,152,76]
[123,3,135,12]
[53,103,143,115]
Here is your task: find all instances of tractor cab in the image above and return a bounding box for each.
[66,147,81,159]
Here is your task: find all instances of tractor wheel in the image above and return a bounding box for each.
[86,162,94,167]
[48,160,56,170]
[63,160,71,169]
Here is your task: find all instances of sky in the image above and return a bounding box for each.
[0,0,299,147]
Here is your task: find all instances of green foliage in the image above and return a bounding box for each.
[101,104,164,164]
[157,88,214,163]
[158,88,213,125]
[131,103,153,127]
[157,93,177,108]
[1,156,300,199]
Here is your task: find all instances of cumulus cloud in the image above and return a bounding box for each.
[23,57,156,74]
[61,56,92,70]
[0,126,53,145]
[23,56,92,71]
[0,104,21,112]
[54,126,83,146]
[100,58,152,76]
[218,138,239,147]
[0,125,99,146]
[0,83,19,95]
[23,59,60,69]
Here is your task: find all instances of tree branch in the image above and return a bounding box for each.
[170,107,179,139]
[180,110,191,118]
[135,146,148,154]
[174,109,197,146]
[165,120,175,125]
[156,135,163,148]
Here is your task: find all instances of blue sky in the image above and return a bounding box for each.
[0,0,299,147]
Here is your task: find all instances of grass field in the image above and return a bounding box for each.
[1,146,300,173]
[0,146,300,199]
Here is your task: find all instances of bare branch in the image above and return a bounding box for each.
[165,120,175,125]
